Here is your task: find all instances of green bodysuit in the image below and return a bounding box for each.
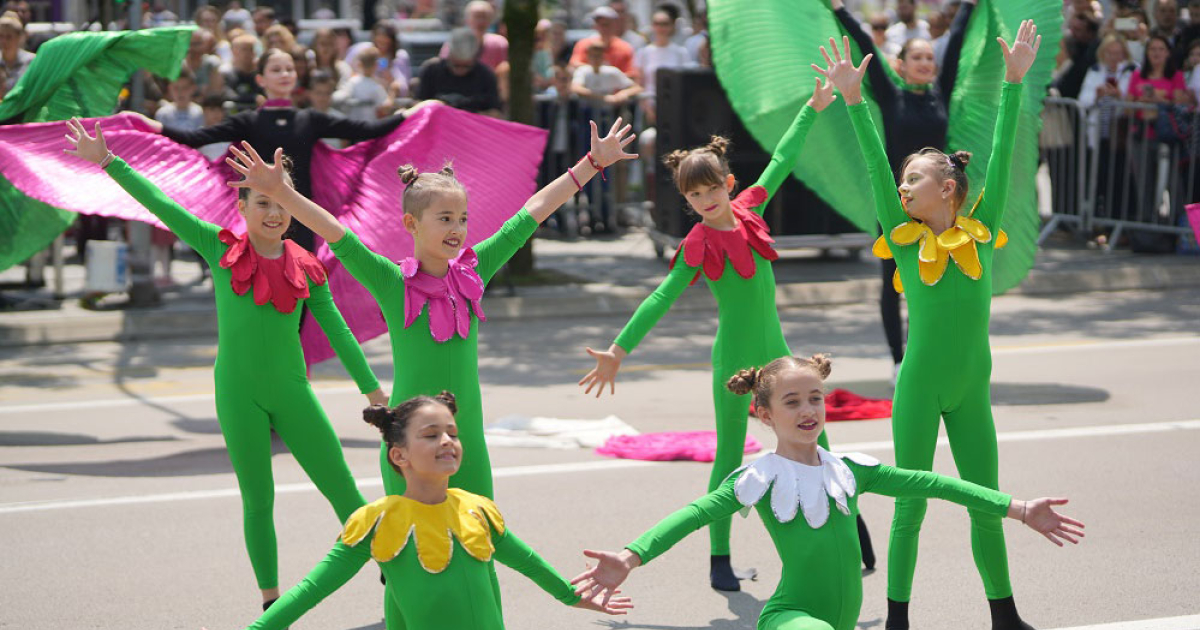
[244,489,581,630]
[846,82,1023,602]
[627,450,1011,630]
[612,105,831,555]
[104,158,380,590]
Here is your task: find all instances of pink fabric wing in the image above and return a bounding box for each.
[299,104,547,365]
[595,431,762,462]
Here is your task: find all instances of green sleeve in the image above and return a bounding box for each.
[244,541,372,630]
[846,102,908,233]
[475,209,539,284]
[327,229,404,303]
[493,527,582,606]
[753,104,818,209]
[304,280,380,394]
[103,157,222,262]
[625,476,743,565]
[972,82,1024,230]
[851,462,1011,517]
[611,254,697,354]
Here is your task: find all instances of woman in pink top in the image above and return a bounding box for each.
[1127,34,1189,106]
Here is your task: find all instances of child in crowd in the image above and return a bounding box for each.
[334,46,391,122]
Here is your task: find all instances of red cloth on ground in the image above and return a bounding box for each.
[596,431,762,462]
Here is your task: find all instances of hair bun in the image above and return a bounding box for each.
[396,164,421,186]
[725,368,760,395]
[434,390,458,415]
[362,405,394,433]
[437,163,456,178]
[807,353,833,379]
[662,149,689,172]
[949,151,972,170]
[705,136,731,159]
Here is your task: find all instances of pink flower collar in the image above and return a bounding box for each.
[670,185,778,284]
[218,230,327,313]
[398,248,486,343]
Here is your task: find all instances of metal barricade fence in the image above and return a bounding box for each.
[1039,96,1199,251]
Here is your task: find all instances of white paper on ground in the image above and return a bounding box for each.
[484,415,639,449]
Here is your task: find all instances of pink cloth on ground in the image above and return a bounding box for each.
[596,431,763,462]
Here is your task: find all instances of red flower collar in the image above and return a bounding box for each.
[670,185,778,284]
[218,229,328,314]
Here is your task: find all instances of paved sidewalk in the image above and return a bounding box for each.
[1,227,1198,347]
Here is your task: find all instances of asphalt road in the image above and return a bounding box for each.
[1,288,1198,630]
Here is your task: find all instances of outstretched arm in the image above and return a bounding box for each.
[64,118,222,261]
[752,75,835,208]
[245,541,373,629]
[524,117,637,224]
[305,282,387,403]
[493,528,633,615]
[831,0,898,107]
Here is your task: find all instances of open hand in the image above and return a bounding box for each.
[578,345,625,398]
[225,141,289,198]
[808,75,837,112]
[573,588,634,615]
[570,549,640,605]
[63,118,110,165]
[589,117,638,168]
[999,19,1041,84]
[812,36,872,106]
[1019,497,1085,547]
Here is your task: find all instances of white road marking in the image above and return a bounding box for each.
[1,420,1196,515]
[1047,615,1200,630]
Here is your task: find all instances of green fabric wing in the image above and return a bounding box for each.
[0,27,192,272]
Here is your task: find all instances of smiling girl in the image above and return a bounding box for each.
[64,118,386,611]
[571,355,1083,630]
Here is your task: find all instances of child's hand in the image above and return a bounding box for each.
[812,36,872,106]
[63,118,111,165]
[366,388,389,406]
[999,19,1041,84]
[588,117,638,168]
[573,589,634,615]
[1014,497,1085,546]
[226,141,288,198]
[570,549,641,605]
[578,345,626,398]
[808,75,837,112]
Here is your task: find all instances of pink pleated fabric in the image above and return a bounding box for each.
[398,248,486,343]
[596,431,763,462]
[0,105,548,365]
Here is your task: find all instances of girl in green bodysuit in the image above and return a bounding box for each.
[820,22,1047,629]
[240,392,633,630]
[224,119,637,628]
[64,119,387,610]
[577,70,874,590]
[571,354,1083,630]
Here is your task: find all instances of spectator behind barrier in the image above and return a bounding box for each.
[609,0,647,50]
[1184,38,1200,103]
[220,33,264,112]
[633,6,692,125]
[886,0,931,54]
[311,27,352,89]
[347,20,412,97]
[416,28,501,116]
[570,6,635,74]
[438,1,508,70]
[0,10,32,92]
[334,45,392,122]
[1054,5,1101,98]
[252,6,276,37]
[185,28,226,99]
[194,4,233,64]
[1128,33,1191,107]
[1079,33,1139,147]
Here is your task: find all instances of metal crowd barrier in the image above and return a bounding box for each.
[1040,96,1199,251]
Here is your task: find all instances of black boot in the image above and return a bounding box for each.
[885,598,910,630]
[989,596,1036,630]
[709,555,741,592]
[857,513,876,571]
[262,598,278,612]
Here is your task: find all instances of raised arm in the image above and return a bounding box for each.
[245,541,372,630]
[817,37,909,231]
[973,21,1039,230]
[523,117,638,224]
[936,0,976,106]
[64,119,222,260]
[832,0,899,107]
[753,97,821,207]
[305,281,386,403]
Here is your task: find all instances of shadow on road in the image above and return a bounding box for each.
[594,590,763,630]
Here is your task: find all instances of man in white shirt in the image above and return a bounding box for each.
[885,0,930,52]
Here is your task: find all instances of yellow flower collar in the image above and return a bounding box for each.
[340,489,506,573]
[873,189,1008,293]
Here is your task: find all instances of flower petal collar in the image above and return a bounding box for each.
[670,185,778,285]
[397,248,486,343]
[218,230,327,314]
[340,489,506,573]
[872,189,1009,293]
[733,449,880,528]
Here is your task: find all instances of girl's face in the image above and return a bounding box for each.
[1099,40,1126,68]
[756,368,826,450]
[373,31,395,56]
[256,52,297,97]
[899,39,937,85]
[389,404,462,480]
[1147,39,1170,70]
[404,193,470,263]
[683,174,736,226]
[899,156,955,224]
[314,32,336,64]
[238,189,292,243]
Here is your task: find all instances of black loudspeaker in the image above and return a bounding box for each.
[654,67,862,240]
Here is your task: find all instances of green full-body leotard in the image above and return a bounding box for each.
[612,104,830,555]
[846,82,1023,601]
[244,489,581,630]
[626,450,1012,630]
[326,211,537,627]
[103,158,380,590]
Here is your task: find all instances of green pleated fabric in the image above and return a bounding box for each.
[0,26,192,272]
[709,0,1061,295]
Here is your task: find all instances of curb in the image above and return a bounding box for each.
[2,259,1198,348]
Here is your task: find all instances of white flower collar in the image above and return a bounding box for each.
[733,448,880,528]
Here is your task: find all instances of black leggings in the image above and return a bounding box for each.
[880,254,905,365]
